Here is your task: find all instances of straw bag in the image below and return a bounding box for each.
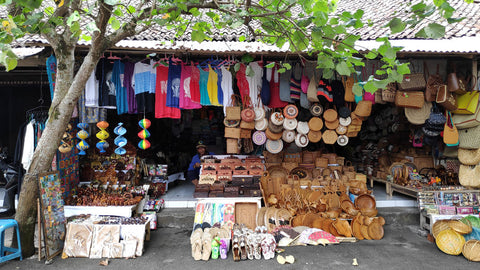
[458,124,480,149]
[447,69,461,93]
[240,129,252,139]
[453,90,479,115]
[459,165,480,188]
[354,100,372,117]
[458,148,480,165]
[395,91,424,108]
[307,74,320,102]
[381,83,397,102]
[463,240,480,262]
[226,138,239,154]
[453,100,480,129]
[225,127,241,138]
[343,76,356,102]
[424,63,443,102]
[226,95,241,120]
[240,120,255,130]
[315,157,329,168]
[322,130,338,145]
[398,67,426,91]
[436,84,457,111]
[443,112,459,147]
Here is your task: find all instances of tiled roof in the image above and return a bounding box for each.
[10,0,480,54]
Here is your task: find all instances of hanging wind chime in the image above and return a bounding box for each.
[76,123,90,155]
[96,121,109,153]
[114,122,127,155]
[138,118,151,150]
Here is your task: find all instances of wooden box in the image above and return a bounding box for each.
[235,202,258,230]
[232,176,253,186]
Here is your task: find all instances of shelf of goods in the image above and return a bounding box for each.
[370,177,422,198]
[64,205,138,218]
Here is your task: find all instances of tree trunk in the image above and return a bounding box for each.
[15,45,101,257]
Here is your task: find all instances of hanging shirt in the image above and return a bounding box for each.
[79,89,106,124]
[246,62,263,107]
[190,64,201,104]
[236,63,250,105]
[215,67,224,106]
[84,70,98,107]
[268,65,289,108]
[21,120,34,171]
[198,65,211,105]
[95,58,116,109]
[221,66,233,115]
[180,63,201,109]
[155,65,181,119]
[123,61,137,114]
[207,65,221,106]
[166,59,182,109]
[46,55,56,101]
[112,60,128,114]
[132,60,156,113]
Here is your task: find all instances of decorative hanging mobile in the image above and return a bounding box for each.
[138,118,151,150]
[96,121,109,153]
[76,123,90,155]
[58,123,74,153]
[114,122,127,155]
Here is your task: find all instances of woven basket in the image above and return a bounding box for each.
[308,117,323,131]
[323,109,338,122]
[226,138,239,154]
[225,127,241,139]
[266,128,283,140]
[354,100,372,118]
[436,228,465,255]
[448,220,472,235]
[282,162,298,173]
[226,106,241,120]
[463,239,480,262]
[325,119,339,130]
[284,152,302,163]
[432,220,451,239]
[240,120,255,130]
[398,73,426,91]
[382,83,397,102]
[308,130,322,143]
[302,151,316,164]
[459,165,480,188]
[322,130,338,145]
[263,151,283,163]
[395,91,425,108]
[458,125,480,149]
[458,148,480,165]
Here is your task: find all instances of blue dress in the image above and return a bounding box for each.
[198,66,211,105]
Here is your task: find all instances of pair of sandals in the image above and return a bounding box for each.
[261,234,276,260]
[190,228,213,261]
[211,237,228,260]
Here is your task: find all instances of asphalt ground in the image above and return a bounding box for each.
[2,218,477,270]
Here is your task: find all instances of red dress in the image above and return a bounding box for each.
[155,65,181,119]
[267,65,288,108]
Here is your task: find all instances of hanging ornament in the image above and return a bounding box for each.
[96,121,109,153]
[76,123,90,155]
[138,118,151,150]
[59,123,74,154]
[114,122,127,155]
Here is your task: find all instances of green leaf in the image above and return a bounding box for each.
[418,23,445,39]
[363,81,377,93]
[234,63,241,72]
[113,8,123,17]
[447,17,464,23]
[336,61,351,76]
[241,53,255,64]
[127,5,136,14]
[15,0,41,9]
[191,30,208,42]
[81,34,92,42]
[375,69,386,75]
[353,9,364,19]
[317,55,334,69]
[388,18,406,34]
[352,83,363,96]
[365,51,377,60]
[396,63,410,75]
[277,68,286,73]
[189,8,200,17]
[5,56,17,71]
[66,11,80,27]
[109,17,120,30]
[104,0,119,5]
[265,62,275,68]
[282,63,292,70]
[246,65,255,77]
[238,35,246,42]
[86,21,100,33]
[322,68,334,79]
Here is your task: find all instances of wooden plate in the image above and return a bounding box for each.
[355,194,376,209]
[361,225,372,240]
[368,222,384,240]
[352,216,364,240]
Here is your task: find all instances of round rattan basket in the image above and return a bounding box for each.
[322,130,338,145]
[448,219,472,235]
[436,228,465,255]
[463,239,480,262]
[275,208,293,227]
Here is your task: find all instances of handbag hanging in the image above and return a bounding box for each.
[307,73,320,102]
[260,61,271,106]
[395,91,425,108]
[453,98,480,129]
[447,64,461,93]
[458,147,480,165]
[459,164,480,188]
[458,124,480,149]
[443,111,459,147]
[343,76,356,102]
[453,77,478,115]
[398,62,426,91]
[436,84,458,111]
[424,62,443,102]
[225,94,241,120]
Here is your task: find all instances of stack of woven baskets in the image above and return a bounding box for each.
[432,216,480,261]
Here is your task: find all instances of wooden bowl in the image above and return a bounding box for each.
[355,194,376,209]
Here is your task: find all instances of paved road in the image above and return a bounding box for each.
[3,222,476,270]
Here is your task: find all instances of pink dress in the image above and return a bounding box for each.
[179,63,201,109]
[155,65,181,119]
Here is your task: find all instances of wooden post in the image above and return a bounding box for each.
[473,60,478,90]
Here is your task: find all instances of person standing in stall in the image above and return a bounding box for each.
[187,141,214,184]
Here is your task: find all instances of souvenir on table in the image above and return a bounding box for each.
[114,122,127,155]
[96,121,109,153]
[76,123,89,155]
[138,118,151,150]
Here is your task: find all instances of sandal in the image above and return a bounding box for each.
[201,231,212,261]
[232,235,241,262]
[246,234,254,260]
[211,237,220,260]
[239,234,247,260]
[220,240,228,260]
[254,235,262,260]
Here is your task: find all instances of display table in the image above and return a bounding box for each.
[370,177,422,198]
[196,197,262,209]
[64,205,137,218]
[420,212,473,234]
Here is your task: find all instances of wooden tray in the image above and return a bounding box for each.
[235,202,258,230]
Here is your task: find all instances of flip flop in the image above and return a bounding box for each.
[220,240,228,260]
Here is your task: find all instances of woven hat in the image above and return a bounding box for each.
[336,125,347,135]
[405,101,432,125]
[266,128,283,140]
[296,121,310,134]
[255,118,268,131]
[283,104,299,119]
[339,117,352,126]
[322,130,338,144]
[337,135,349,146]
[268,120,284,134]
[254,107,266,121]
[224,118,240,127]
[310,103,323,116]
[283,118,298,131]
[323,109,338,122]
[271,112,285,125]
[282,130,296,143]
[308,117,323,131]
[266,139,283,154]
[308,130,322,143]
[325,119,339,130]
[252,130,267,145]
[295,133,309,148]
